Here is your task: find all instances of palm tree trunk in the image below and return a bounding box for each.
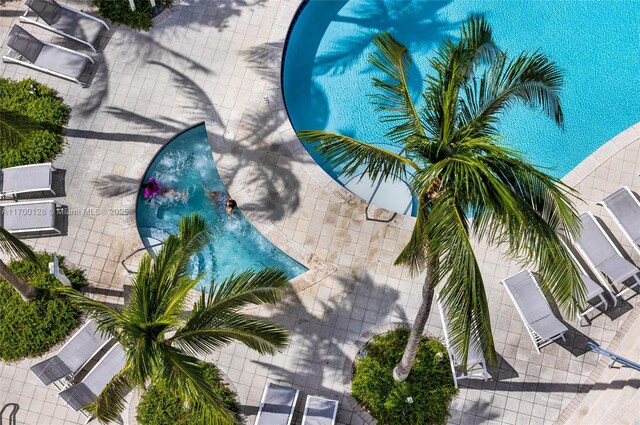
[393,264,435,381]
[0,259,37,301]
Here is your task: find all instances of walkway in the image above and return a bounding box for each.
[0,1,639,424]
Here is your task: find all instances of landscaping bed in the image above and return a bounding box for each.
[95,0,173,31]
[0,78,70,168]
[0,253,87,362]
[351,327,458,425]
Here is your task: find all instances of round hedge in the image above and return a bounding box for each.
[0,253,87,362]
[95,0,173,31]
[136,362,242,425]
[0,78,70,168]
[351,327,458,425]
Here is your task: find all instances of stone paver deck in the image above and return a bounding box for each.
[1,1,639,424]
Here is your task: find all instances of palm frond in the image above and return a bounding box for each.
[0,226,39,263]
[0,109,42,149]
[427,193,496,366]
[298,130,418,181]
[55,287,123,336]
[171,312,290,356]
[460,16,499,67]
[208,268,288,310]
[157,347,235,425]
[86,364,132,424]
[368,32,426,141]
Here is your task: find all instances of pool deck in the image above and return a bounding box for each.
[0,1,639,424]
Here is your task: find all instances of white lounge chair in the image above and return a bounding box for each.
[30,320,110,386]
[571,212,640,303]
[0,200,62,235]
[2,25,94,87]
[437,301,490,388]
[20,0,109,52]
[301,395,339,425]
[1,163,55,198]
[58,343,126,412]
[255,382,299,425]
[599,187,640,257]
[561,240,609,324]
[501,270,568,353]
[342,173,414,222]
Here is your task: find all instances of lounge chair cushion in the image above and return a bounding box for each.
[2,164,50,194]
[2,202,56,231]
[596,255,639,284]
[56,8,105,45]
[35,45,89,79]
[304,396,338,425]
[30,356,73,386]
[603,188,640,245]
[259,384,297,425]
[6,25,43,63]
[528,315,568,341]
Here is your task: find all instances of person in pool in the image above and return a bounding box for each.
[143,178,189,202]
[206,189,237,214]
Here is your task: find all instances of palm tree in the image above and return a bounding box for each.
[59,213,290,424]
[299,17,587,382]
[0,108,41,149]
[0,226,40,301]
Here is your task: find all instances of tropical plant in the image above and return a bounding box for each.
[0,77,70,168]
[299,17,586,381]
[0,253,86,361]
[59,213,290,424]
[0,226,40,301]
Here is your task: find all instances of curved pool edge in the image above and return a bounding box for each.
[563,122,640,187]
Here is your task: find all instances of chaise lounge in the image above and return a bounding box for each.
[58,343,127,412]
[30,320,111,386]
[502,270,568,353]
[255,382,299,425]
[301,395,339,425]
[599,187,640,257]
[2,25,94,87]
[571,212,640,303]
[20,0,109,52]
[437,300,491,387]
[0,163,56,198]
[0,199,63,235]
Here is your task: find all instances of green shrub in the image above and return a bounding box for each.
[136,362,242,425]
[0,78,70,168]
[351,327,458,425]
[0,253,87,361]
[95,0,173,31]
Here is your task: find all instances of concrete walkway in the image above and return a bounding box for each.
[0,1,639,424]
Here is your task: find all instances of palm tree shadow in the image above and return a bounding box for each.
[93,175,139,198]
[242,270,402,420]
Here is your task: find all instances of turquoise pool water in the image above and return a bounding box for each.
[136,124,307,289]
[284,0,640,181]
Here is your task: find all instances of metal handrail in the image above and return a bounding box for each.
[587,341,640,371]
[0,403,18,425]
[121,241,164,274]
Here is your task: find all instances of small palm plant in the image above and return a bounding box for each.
[60,213,290,424]
[299,17,586,381]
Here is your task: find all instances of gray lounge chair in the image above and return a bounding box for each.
[437,301,490,388]
[501,270,568,353]
[30,320,110,386]
[562,241,609,324]
[2,25,94,87]
[20,0,109,52]
[0,200,62,235]
[255,382,299,425]
[58,343,126,412]
[301,395,339,425]
[599,187,640,257]
[1,163,55,198]
[571,212,640,303]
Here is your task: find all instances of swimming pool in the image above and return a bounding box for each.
[136,123,308,289]
[283,0,640,213]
